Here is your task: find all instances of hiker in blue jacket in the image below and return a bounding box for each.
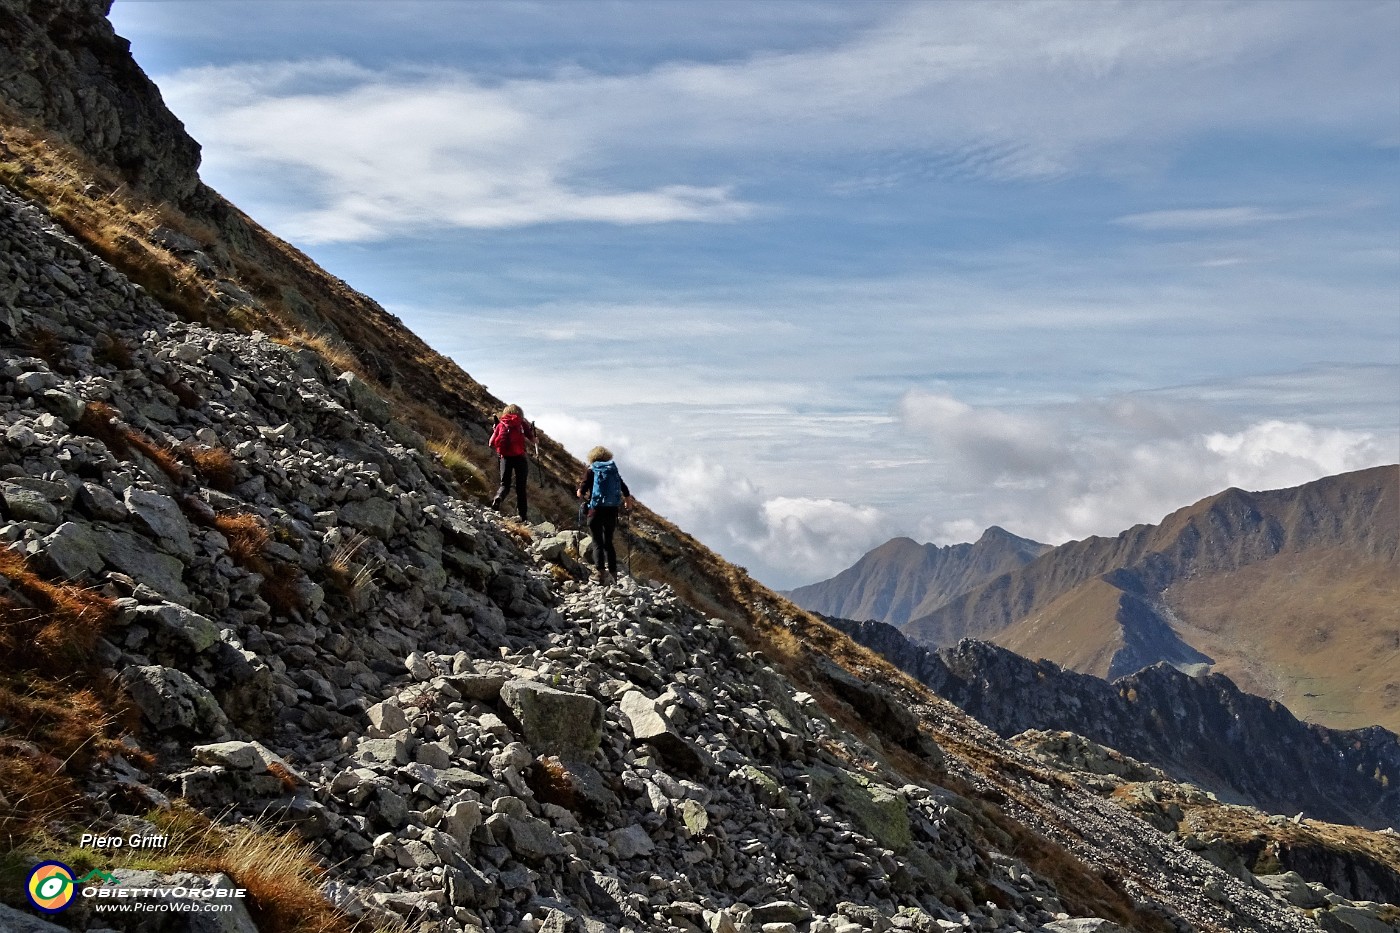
[576,446,631,584]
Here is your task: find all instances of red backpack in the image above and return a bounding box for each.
[491,415,529,457]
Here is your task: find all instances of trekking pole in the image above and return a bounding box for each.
[531,421,543,485]
[623,506,633,578]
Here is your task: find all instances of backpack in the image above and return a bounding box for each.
[589,460,623,508]
[492,416,528,457]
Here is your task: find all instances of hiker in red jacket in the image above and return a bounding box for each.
[488,404,536,519]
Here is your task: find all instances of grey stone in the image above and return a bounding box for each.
[443,800,483,845]
[500,679,604,757]
[119,665,229,737]
[365,701,409,736]
[77,482,127,521]
[607,824,655,859]
[96,528,191,603]
[1256,871,1330,909]
[1,480,59,523]
[1316,905,1398,933]
[338,372,391,425]
[752,903,811,925]
[445,672,509,700]
[415,741,453,769]
[619,689,705,774]
[128,601,220,652]
[503,814,568,861]
[355,737,408,766]
[340,496,397,539]
[0,902,69,933]
[35,520,104,578]
[124,486,195,560]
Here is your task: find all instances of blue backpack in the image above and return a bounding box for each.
[589,460,623,508]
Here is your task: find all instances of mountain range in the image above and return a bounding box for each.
[790,466,1400,732]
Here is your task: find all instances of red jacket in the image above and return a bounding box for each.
[489,414,534,457]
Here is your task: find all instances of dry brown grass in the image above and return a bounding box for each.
[325,533,377,603]
[276,328,361,379]
[110,804,353,933]
[215,511,271,566]
[0,548,128,846]
[74,401,185,481]
[0,547,116,670]
[526,756,579,811]
[427,437,488,493]
[183,443,238,491]
[212,512,305,617]
[0,114,220,324]
[501,519,533,542]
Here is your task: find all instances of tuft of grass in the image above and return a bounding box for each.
[183,443,237,492]
[74,401,185,481]
[526,756,579,812]
[215,512,271,567]
[276,328,360,380]
[212,512,306,617]
[0,548,117,670]
[0,548,128,847]
[501,520,533,543]
[427,438,487,492]
[325,533,376,602]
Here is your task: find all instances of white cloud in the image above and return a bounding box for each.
[899,390,1396,546]
[528,412,890,585]
[162,61,756,241]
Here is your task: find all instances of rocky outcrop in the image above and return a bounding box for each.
[0,0,203,205]
[785,527,1048,627]
[831,618,1400,831]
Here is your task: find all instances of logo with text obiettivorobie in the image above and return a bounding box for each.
[26,862,120,913]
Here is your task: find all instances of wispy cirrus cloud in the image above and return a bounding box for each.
[1114,206,1301,231]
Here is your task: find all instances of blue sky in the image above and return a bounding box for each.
[110,0,1399,587]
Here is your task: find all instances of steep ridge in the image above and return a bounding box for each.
[831,618,1400,831]
[785,528,1049,627]
[0,184,1368,932]
[0,4,1397,931]
[899,468,1400,730]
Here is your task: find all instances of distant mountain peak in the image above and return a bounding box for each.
[786,526,1049,627]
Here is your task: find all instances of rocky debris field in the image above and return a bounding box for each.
[0,186,1392,933]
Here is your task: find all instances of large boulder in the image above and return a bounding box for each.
[618,689,705,774]
[119,665,230,739]
[500,680,603,758]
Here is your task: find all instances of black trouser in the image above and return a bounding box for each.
[588,505,620,574]
[491,455,528,518]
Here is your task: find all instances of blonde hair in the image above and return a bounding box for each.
[501,404,523,418]
[587,446,613,463]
